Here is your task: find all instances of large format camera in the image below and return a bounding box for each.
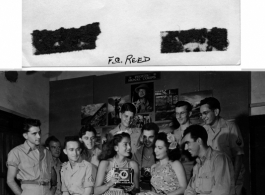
[114,167,133,187]
[140,167,151,183]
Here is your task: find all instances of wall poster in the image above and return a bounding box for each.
[81,103,107,127]
[155,89,178,121]
[131,82,154,113]
[108,95,130,126]
[131,114,152,128]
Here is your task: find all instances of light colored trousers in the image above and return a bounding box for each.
[21,184,52,195]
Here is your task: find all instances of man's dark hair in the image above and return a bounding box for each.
[79,124,97,138]
[120,103,136,115]
[141,123,159,136]
[200,97,221,113]
[183,125,208,146]
[175,101,193,112]
[22,118,41,134]
[45,136,60,148]
[63,136,81,149]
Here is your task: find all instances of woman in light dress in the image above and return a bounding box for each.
[94,132,140,195]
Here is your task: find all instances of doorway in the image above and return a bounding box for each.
[0,110,25,195]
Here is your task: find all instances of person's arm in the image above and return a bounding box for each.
[6,166,22,195]
[50,167,57,194]
[183,166,197,195]
[234,154,243,185]
[211,154,234,195]
[167,161,187,195]
[83,163,96,195]
[83,187,93,195]
[229,122,244,184]
[94,160,118,195]
[61,167,69,195]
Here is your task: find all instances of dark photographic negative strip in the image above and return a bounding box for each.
[161,27,228,53]
[32,23,101,55]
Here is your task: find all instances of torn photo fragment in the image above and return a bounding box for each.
[32,23,101,55]
[161,27,228,53]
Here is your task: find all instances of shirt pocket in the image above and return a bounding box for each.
[201,172,213,193]
[22,161,39,177]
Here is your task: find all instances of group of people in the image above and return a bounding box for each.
[6,97,245,195]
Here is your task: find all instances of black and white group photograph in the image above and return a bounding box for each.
[0,71,264,195]
[1,0,265,195]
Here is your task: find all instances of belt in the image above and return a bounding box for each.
[21,180,50,186]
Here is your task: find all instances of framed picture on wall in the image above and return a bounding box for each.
[81,103,107,127]
[130,113,152,128]
[131,82,154,113]
[107,95,130,126]
[155,88,178,121]
[179,90,212,124]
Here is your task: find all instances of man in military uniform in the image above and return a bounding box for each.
[183,125,235,195]
[132,123,159,191]
[173,101,195,182]
[45,136,62,195]
[7,118,56,195]
[200,97,245,195]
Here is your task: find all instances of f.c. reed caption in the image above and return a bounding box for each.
[108,55,150,65]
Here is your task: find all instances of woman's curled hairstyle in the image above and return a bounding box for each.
[98,132,131,161]
[155,132,181,161]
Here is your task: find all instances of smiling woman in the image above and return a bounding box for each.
[137,132,187,195]
[95,133,140,195]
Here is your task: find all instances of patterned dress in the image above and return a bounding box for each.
[151,162,180,194]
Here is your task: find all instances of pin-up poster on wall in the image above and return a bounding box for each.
[23,0,240,66]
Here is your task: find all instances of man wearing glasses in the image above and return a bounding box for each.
[199,97,244,195]
[183,125,235,195]
[173,101,195,182]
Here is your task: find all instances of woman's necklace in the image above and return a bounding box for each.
[114,157,127,168]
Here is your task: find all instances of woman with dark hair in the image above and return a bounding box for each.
[94,132,140,195]
[106,103,141,154]
[138,132,187,195]
[79,124,101,167]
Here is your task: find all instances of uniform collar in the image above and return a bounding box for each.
[116,124,132,135]
[53,157,61,166]
[206,117,227,140]
[23,141,41,154]
[65,158,85,170]
[83,147,100,157]
[23,141,32,154]
[196,147,212,166]
[218,117,228,129]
